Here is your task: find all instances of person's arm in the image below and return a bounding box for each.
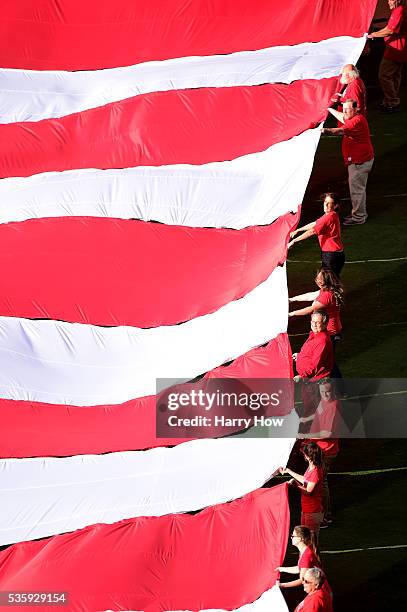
[290,221,316,238]
[306,429,332,439]
[279,577,303,589]
[327,107,345,124]
[289,291,319,303]
[289,305,314,318]
[368,26,394,39]
[322,126,344,136]
[279,467,306,486]
[280,567,309,588]
[290,299,324,317]
[296,481,317,495]
[276,565,299,574]
[288,227,316,249]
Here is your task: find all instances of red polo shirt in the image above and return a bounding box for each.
[342,77,367,115]
[296,331,334,381]
[314,212,343,253]
[385,5,407,63]
[342,114,374,166]
[294,589,333,612]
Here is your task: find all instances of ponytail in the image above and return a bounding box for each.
[294,525,321,564]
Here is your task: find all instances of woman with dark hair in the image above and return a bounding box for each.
[277,525,321,589]
[289,268,343,344]
[288,193,345,277]
[279,442,324,538]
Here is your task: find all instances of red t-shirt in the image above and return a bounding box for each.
[342,114,374,165]
[302,465,323,513]
[342,78,367,115]
[296,331,334,381]
[315,290,342,335]
[309,398,340,458]
[314,212,343,252]
[385,6,407,63]
[298,547,333,598]
[294,589,333,612]
[299,546,320,571]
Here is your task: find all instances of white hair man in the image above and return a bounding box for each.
[322,100,374,226]
[331,64,367,116]
[294,567,333,611]
[368,0,407,112]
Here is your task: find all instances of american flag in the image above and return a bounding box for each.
[0,2,376,610]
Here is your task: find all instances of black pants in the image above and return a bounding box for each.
[330,335,343,379]
[321,250,345,277]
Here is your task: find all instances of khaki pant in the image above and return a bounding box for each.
[348,158,374,222]
[379,57,404,107]
[301,511,324,541]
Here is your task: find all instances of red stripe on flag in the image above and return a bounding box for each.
[0,334,293,458]
[0,79,338,179]
[0,0,377,70]
[0,485,290,612]
[0,213,297,326]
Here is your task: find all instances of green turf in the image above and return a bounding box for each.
[283,79,407,610]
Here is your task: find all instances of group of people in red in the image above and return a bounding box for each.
[275,3,406,609]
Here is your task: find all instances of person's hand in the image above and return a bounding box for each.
[367,33,374,39]
[287,240,294,249]
[288,312,293,318]
[292,352,298,361]
[275,566,283,572]
[330,93,341,103]
[278,466,287,475]
[289,230,297,239]
[287,478,295,485]
[293,375,302,383]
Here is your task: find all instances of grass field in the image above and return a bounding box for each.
[280,68,407,610]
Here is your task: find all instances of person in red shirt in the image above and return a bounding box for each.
[289,268,343,341]
[279,442,325,538]
[293,311,334,382]
[308,380,340,528]
[277,525,328,586]
[323,100,374,226]
[293,310,334,420]
[294,568,333,612]
[331,64,367,116]
[368,0,407,112]
[288,193,345,277]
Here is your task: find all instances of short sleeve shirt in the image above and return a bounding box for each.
[314,212,343,252]
[302,466,323,513]
[316,290,342,335]
[385,6,407,63]
[342,115,374,165]
[309,400,339,444]
[299,547,320,570]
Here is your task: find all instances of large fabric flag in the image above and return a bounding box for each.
[0,2,376,611]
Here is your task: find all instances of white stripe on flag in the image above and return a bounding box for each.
[0,128,319,227]
[0,437,294,545]
[0,265,287,405]
[0,36,365,123]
